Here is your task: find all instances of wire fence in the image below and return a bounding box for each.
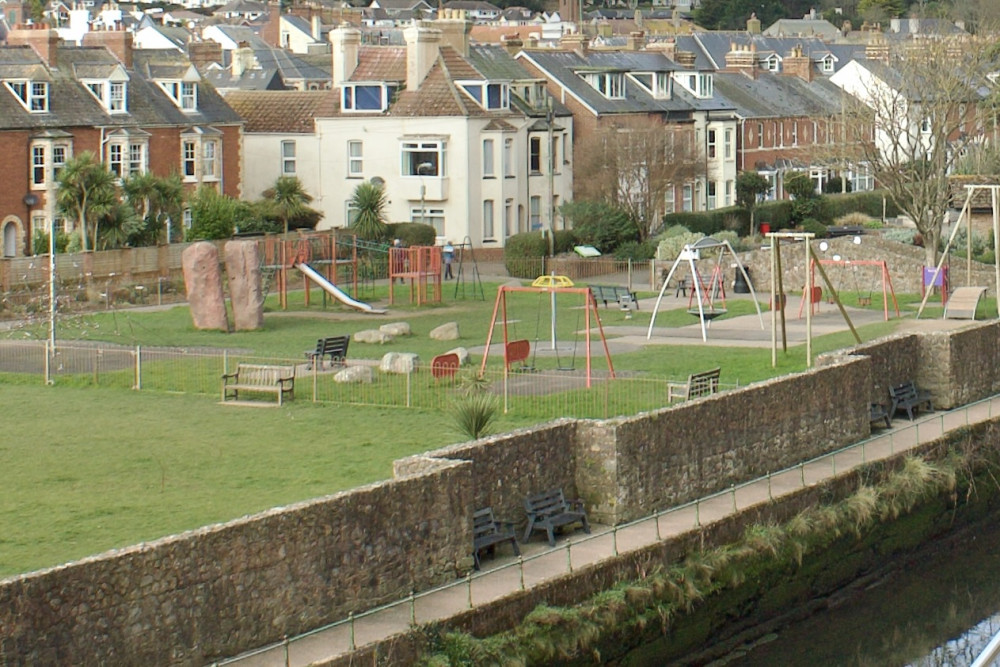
[0,340,729,420]
[211,395,997,667]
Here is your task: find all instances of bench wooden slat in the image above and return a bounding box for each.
[472,507,520,570]
[305,335,350,370]
[589,285,639,310]
[889,380,932,421]
[222,363,296,406]
[668,367,721,403]
[523,488,590,546]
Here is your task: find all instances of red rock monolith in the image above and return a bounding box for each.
[224,240,264,331]
[182,242,229,331]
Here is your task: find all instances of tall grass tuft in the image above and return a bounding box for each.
[449,392,499,440]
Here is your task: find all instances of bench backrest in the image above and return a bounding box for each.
[322,336,349,356]
[688,368,721,398]
[890,381,917,401]
[524,489,569,517]
[237,364,295,385]
[473,507,501,539]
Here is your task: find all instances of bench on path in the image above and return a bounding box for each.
[473,507,520,570]
[523,488,590,546]
[589,284,639,309]
[668,367,721,403]
[944,286,988,320]
[222,363,295,406]
[870,402,891,429]
[889,381,933,421]
[305,335,350,370]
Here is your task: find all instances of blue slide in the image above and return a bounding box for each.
[296,263,386,314]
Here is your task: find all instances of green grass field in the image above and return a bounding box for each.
[1,280,980,576]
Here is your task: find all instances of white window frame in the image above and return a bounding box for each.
[160,80,197,111]
[707,181,717,210]
[821,56,834,73]
[6,80,49,112]
[505,198,513,237]
[503,138,514,177]
[52,144,69,180]
[348,140,363,177]
[401,140,445,177]
[682,184,693,212]
[108,143,124,178]
[724,180,733,206]
[664,187,675,214]
[707,130,717,159]
[458,81,510,110]
[84,79,128,113]
[757,121,764,148]
[182,140,197,180]
[529,136,542,173]
[410,206,444,235]
[281,140,296,175]
[483,199,495,240]
[341,82,398,113]
[529,195,541,230]
[202,140,218,180]
[31,144,46,187]
[582,72,625,100]
[482,138,494,177]
[724,129,732,159]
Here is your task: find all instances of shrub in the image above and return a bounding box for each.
[713,230,740,248]
[825,191,899,220]
[657,232,704,261]
[662,207,749,237]
[663,224,691,238]
[386,222,436,247]
[833,212,875,228]
[882,227,919,245]
[504,232,547,278]
[799,218,829,238]
[756,200,794,230]
[32,229,71,255]
[823,177,852,194]
[450,392,499,440]
[553,229,578,254]
[560,200,637,253]
[613,240,657,261]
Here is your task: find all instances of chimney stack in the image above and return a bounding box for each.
[330,23,361,87]
[747,12,761,34]
[560,32,588,54]
[7,23,61,67]
[404,22,441,91]
[231,43,257,77]
[782,44,813,82]
[674,50,696,67]
[724,42,756,78]
[502,35,523,57]
[187,40,224,71]
[437,11,471,57]
[82,26,134,68]
[626,31,645,51]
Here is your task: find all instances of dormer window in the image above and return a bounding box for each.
[581,72,625,100]
[764,55,781,72]
[341,82,398,113]
[84,80,128,113]
[628,72,671,99]
[5,80,48,112]
[458,81,510,110]
[820,55,835,74]
[159,81,197,111]
[675,72,713,99]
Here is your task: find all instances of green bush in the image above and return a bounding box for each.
[504,232,548,278]
[553,229,578,254]
[663,224,691,238]
[32,229,71,255]
[612,240,657,261]
[662,206,749,236]
[656,231,704,261]
[882,227,918,245]
[757,200,794,230]
[799,218,829,238]
[560,200,637,253]
[386,222,436,247]
[825,191,899,220]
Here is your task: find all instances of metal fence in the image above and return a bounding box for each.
[0,340,707,420]
[212,395,998,667]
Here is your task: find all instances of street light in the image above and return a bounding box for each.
[417,161,434,231]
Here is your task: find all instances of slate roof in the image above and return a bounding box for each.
[520,49,732,118]
[712,72,846,119]
[468,43,539,81]
[0,45,241,131]
[763,19,841,40]
[225,90,337,131]
[203,67,284,91]
[212,25,330,83]
[689,32,862,74]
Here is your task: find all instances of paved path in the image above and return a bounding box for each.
[218,396,998,666]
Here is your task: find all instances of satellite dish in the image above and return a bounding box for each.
[370,176,385,187]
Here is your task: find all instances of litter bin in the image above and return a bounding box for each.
[734,267,752,294]
[760,223,771,236]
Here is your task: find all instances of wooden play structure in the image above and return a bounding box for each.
[260,231,369,311]
[389,244,442,306]
[798,259,899,320]
[479,276,615,388]
[648,236,763,342]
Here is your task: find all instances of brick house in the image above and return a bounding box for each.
[0,24,243,257]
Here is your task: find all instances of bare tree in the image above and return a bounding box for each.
[573,117,701,241]
[831,35,999,265]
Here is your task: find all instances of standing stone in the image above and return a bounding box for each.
[380,352,419,374]
[429,322,460,341]
[182,242,229,331]
[380,322,411,336]
[224,241,264,331]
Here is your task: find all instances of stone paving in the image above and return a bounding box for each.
[219,395,998,666]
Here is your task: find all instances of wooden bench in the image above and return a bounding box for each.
[889,381,932,421]
[523,488,590,546]
[472,507,520,570]
[870,402,891,429]
[668,367,721,403]
[304,335,350,370]
[221,364,295,406]
[589,284,639,310]
[944,286,988,320]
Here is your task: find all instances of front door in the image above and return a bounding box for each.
[2,220,17,257]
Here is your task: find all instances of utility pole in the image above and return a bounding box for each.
[547,97,555,256]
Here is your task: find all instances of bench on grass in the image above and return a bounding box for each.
[589,284,639,310]
[473,507,520,570]
[305,335,350,370]
[668,367,721,403]
[523,488,590,546]
[889,381,932,421]
[221,364,295,406]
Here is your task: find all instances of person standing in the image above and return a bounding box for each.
[442,241,455,280]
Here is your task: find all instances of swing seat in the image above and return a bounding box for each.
[687,308,726,321]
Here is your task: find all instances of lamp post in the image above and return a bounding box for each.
[417,161,434,233]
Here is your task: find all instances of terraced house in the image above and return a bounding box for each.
[0,24,243,258]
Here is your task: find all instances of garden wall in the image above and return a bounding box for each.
[0,457,472,666]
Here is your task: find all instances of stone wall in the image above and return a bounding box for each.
[0,457,472,666]
[3,323,1000,664]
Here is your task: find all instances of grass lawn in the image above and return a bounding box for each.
[1,280,964,576]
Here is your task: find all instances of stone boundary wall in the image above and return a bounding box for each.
[4,323,1000,664]
[0,458,472,666]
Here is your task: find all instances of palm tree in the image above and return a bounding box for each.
[96,202,142,250]
[123,172,184,244]
[55,152,117,252]
[349,181,389,241]
[262,176,313,235]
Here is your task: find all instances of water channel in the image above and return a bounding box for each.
[687,516,1000,666]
